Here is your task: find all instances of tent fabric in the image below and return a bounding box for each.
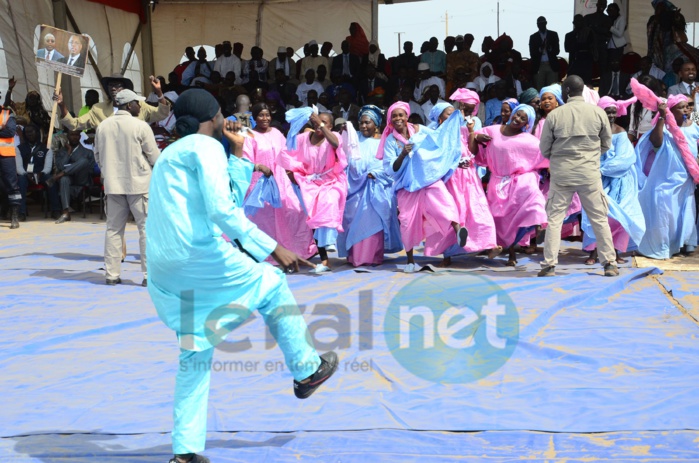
[150,1,370,78]
[0,0,142,116]
[88,0,145,23]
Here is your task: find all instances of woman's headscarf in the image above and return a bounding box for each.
[582,85,600,105]
[376,101,414,160]
[508,104,536,133]
[265,90,286,111]
[518,88,539,105]
[450,88,480,115]
[347,22,369,56]
[358,104,383,128]
[174,88,220,137]
[597,96,638,117]
[479,62,497,82]
[367,40,381,68]
[427,102,454,128]
[539,84,564,106]
[630,77,699,183]
[503,98,519,113]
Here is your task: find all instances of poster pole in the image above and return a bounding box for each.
[47,72,62,149]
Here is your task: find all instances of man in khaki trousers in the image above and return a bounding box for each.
[94,89,160,286]
[538,75,618,277]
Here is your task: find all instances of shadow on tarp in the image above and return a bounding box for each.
[29,269,144,286]
[6,431,294,463]
[0,252,104,262]
[5,429,699,462]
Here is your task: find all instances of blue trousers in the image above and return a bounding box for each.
[172,281,319,455]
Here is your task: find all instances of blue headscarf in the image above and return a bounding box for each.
[358,105,383,127]
[285,106,314,151]
[539,84,564,106]
[503,98,519,113]
[427,102,454,129]
[507,104,536,133]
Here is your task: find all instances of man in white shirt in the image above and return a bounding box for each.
[421,85,447,119]
[414,62,445,101]
[269,46,294,82]
[300,40,327,80]
[213,41,242,85]
[296,69,325,106]
[305,89,329,114]
[626,56,665,95]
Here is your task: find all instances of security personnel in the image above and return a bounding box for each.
[0,99,21,229]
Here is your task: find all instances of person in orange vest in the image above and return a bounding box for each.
[0,91,21,229]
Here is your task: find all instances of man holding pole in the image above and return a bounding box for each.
[54,74,170,131]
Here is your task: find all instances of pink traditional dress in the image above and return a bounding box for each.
[278,131,348,245]
[443,126,499,255]
[242,128,317,260]
[474,125,548,247]
[377,102,461,256]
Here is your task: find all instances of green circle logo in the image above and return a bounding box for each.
[384,274,519,383]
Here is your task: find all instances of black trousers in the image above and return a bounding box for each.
[0,156,21,207]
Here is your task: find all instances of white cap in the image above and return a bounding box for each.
[114,89,145,105]
[309,40,318,46]
[278,46,286,54]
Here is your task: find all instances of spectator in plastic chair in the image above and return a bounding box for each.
[50,129,95,223]
[16,124,59,220]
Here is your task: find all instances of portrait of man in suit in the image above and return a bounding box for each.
[36,33,64,62]
[58,35,87,69]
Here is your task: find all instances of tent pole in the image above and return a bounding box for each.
[255,2,265,47]
[371,0,379,42]
[141,0,156,86]
[121,23,143,76]
[7,0,29,96]
[52,0,73,112]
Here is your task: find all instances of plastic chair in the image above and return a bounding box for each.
[27,182,49,218]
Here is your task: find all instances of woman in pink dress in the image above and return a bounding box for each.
[377,101,467,273]
[469,104,548,266]
[279,111,347,273]
[241,103,317,262]
[429,98,501,266]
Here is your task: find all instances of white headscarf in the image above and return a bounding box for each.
[368,40,381,68]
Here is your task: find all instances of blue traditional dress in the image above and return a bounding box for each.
[635,123,699,258]
[147,134,319,455]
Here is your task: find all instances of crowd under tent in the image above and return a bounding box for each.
[0,0,698,114]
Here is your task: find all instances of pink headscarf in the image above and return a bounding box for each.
[582,86,600,105]
[630,77,699,184]
[450,88,480,116]
[376,101,414,160]
[597,96,638,117]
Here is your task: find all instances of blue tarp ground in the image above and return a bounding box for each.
[656,272,699,322]
[4,429,699,462]
[1,222,699,461]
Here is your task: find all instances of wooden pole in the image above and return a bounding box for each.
[47,72,62,149]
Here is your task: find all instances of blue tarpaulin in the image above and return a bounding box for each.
[1,223,698,461]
